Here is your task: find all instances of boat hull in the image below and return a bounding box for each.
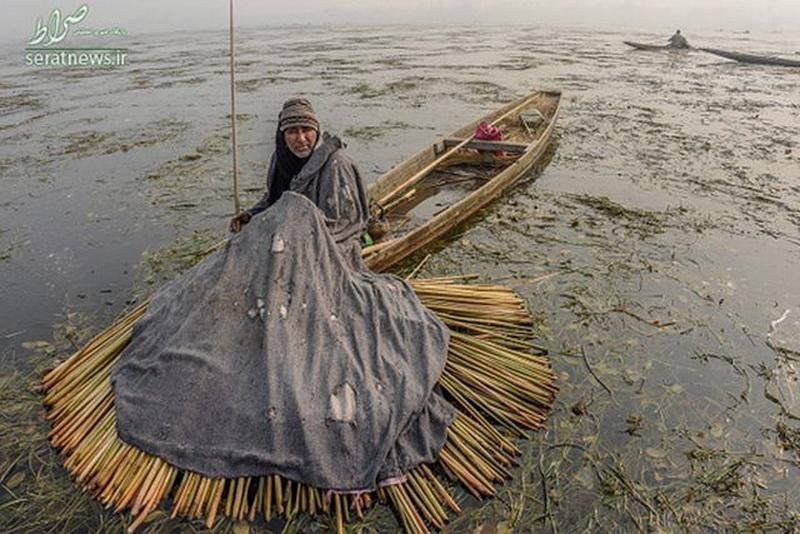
[623,41,690,51]
[701,47,800,67]
[364,90,561,272]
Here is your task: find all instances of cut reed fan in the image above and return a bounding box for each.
[42,277,556,533]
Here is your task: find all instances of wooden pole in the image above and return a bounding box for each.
[229,0,241,214]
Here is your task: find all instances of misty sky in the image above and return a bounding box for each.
[5,0,800,43]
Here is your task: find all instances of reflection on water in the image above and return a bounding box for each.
[1,25,799,531]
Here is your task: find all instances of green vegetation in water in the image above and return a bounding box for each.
[62,118,190,158]
[777,422,800,465]
[341,78,426,100]
[344,125,387,142]
[0,230,9,262]
[462,80,512,100]
[343,120,421,142]
[571,194,716,237]
[342,83,388,100]
[0,93,43,113]
[409,186,800,532]
[0,228,26,262]
[138,124,245,213]
[0,313,133,533]
[134,229,222,293]
[154,76,207,89]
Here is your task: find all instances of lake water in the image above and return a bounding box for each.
[1,24,799,532]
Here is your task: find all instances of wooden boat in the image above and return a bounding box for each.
[701,47,800,68]
[623,41,690,51]
[624,41,670,51]
[362,89,561,272]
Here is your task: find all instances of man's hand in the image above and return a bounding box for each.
[229,212,252,233]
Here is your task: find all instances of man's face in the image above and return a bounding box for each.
[284,126,318,158]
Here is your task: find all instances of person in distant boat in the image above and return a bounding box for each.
[229,97,368,240]
[668,30,690,49]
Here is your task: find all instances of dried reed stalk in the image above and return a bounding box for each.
[43,280,556,533]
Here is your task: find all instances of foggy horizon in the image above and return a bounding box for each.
[4,0,800,46]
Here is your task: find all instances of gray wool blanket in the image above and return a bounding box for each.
[111,192,454,490]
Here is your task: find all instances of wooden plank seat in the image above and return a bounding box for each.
[438,138,530,154]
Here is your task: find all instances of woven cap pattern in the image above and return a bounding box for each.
[278,98,319,132]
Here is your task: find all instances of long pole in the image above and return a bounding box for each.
[229,0,241,214]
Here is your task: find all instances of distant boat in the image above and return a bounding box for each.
[701,47,800,68]
[623,41,690,51]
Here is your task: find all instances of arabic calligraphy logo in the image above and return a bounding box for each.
[28,4,89,47]
[24,4,128,68]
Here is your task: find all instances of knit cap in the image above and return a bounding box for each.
[278,98,319,132]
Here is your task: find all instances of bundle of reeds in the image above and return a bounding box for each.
[42,276,556,533]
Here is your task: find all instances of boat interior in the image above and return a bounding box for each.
[366,91,560,244]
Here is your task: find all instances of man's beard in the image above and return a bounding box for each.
[288,146,312,158]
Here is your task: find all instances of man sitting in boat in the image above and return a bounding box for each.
[668,30,690,49]
[112,96,454,492]
[229,97,367,244]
